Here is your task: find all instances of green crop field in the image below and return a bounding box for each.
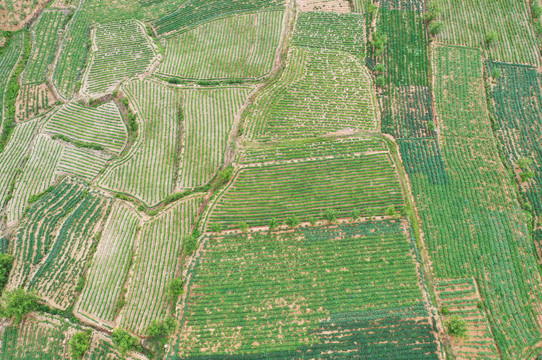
[159,11,284,80]
[3,0,542,358]
[169,220,438,358]
[244,47,377,140]
[83,20,157,97]
[153,0,285,35]
[208,150,405,228]
[22,10,68,85]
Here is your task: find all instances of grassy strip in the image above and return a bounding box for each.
[52,134,104,151]
[0,30,31,153]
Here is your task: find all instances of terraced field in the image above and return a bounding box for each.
[244,47,377,139]
[159,11,284,80]
[208,150,404,228]
[170,220,439,358]
[3,0,542,358]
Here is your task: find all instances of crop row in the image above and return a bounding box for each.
[179,87,249,188]
[120,196,202,334]
[240,136,386,164]
[434,0,539,65]
[0,31,25,133]
[486,61,542,216]
[244,47,377,140]
[412,44,542,357]
[170,220,429,357]
[43,101,127,154]
[99,80,179,206]
[83,20,157,97]
[292,11,365,59]
[159,11,283,80]
[15,83,55,122]
[208,154,404,228]
[153,0,285,35]
[6,135,63,224]
[22,10,68,85]
[0,119,38,209]
[78,201,140,324]
[380,0,425,13]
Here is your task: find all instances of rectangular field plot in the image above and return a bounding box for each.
[433,0,539,65]
[486,61,542,216]
[15,83,56,122]
[77,201,140,326]
[376,9,429,86]
[153,0,285,35]
[43,101,128,155]
[169,220,438,358]
[380,0,425,13]
[22,10,68,85]
[159,11,283,80]
[120,196,203,334]
[292,11,365,58]
[83,20,158,97]
[297,0,351,13]
[98,80,178,206]
[410,44,542,357]
[0,31,24,132]
[240,136,387,164]
[208,154,404,228]
[435,279,499,359]
[244,47,377,140]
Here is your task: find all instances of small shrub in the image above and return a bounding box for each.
[491,68,502,80]
[484,31,497,47]
[183,235,198,255]
[238,222,249,233]
[385,206,396,217]
[375,75,385,88]
[210,223,223,233]
[70,330,92,360]
[441,306,450,316]
[429,21,443,36]
[167,277,184,300]
[285,215,300,228]
[112,329,139,355]
[427,121,436,132]
[445,315,468,338]
[308,216,317,226]
[0,253,13,292]
[0,288,39,324]
[269,218,279,230]
[532,3,542,18]
[323,209,337,223]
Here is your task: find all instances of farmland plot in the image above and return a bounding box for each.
[0,0,50,31]
[433,0,539,65]
[376,9,429,86]
[408,44,542,357]
[170,220,439,358]
[120,196,202,334]
[5,135,63,224]
[0,313,130,360]
[179,87,249,189]
[43,101,127,155]
[158,11,283,80]
[240,136,387,164]
[153,0,285,35]
[380,0,425,13]
[0,31,24,132]
[78,201,140,325]
[15,83,55,121]
[297,0,351,13]
[7,179,110,309]
[22,10,68,85]
[435,279,500,359]
[83,20,158,97]
[208,153,404,228]
[292,11,365,59]
[98,80,178,206]
[0,119,38,209]
[244,47,377,140]
[486,61,542,217]
[55,146,109,181]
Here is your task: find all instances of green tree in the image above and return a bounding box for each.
[269,218,279,230]
[112,329,139,355]
[209,223,223,233]
[323,209,337,223]
[385,206,396,217]
[238,221,249,233]
[285,215,300,228]
[484,31,497,47]
[429,21,443,36]
[0,253,13,292]
[0,288,39,324]
[183,235,198,256]
[167,277,184,301]
[308,216,317,226]
[70,330,92,360]
[445,315,468,338]
[491,68,502,80]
